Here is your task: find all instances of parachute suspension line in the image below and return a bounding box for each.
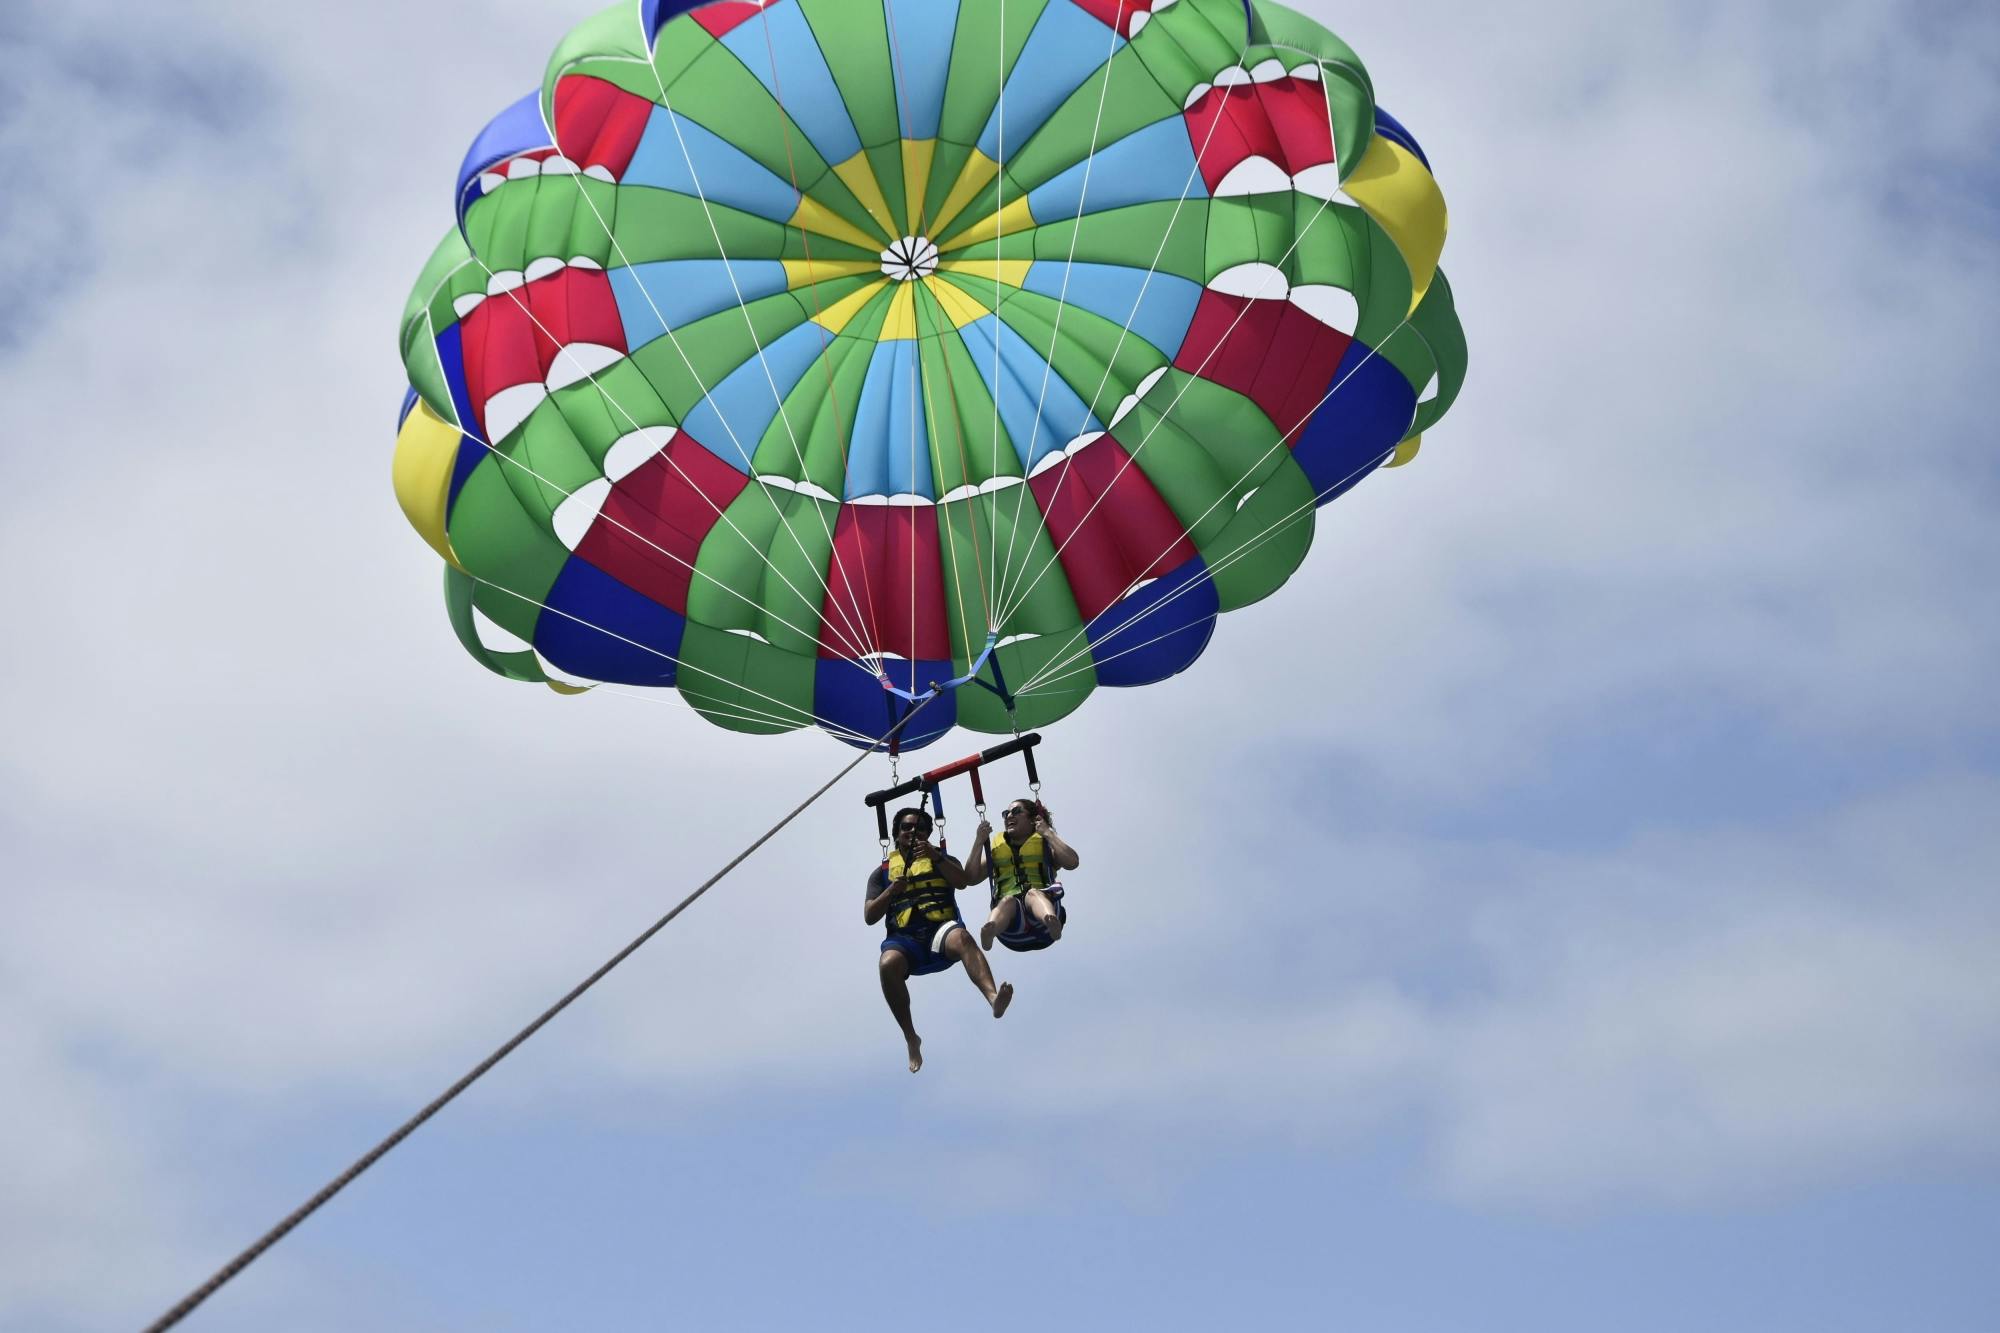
[405,308,876,671]
[912,276,998,642]
[473,575,879,744]
[883,0,998,640]
[139,694,940,1333]
[1016,313,1419,697]
[987,0,1009,621]
[1018,317,1416,696]
[882,0,931,238]
[880,18,996,644]
[995,52,1351,627]
[451,267,879,670]
[990,0,1128,621]
[990,28,1253,618]
[549,120,879,668]
[1020,468,1374,699]
[630,86,884,671]
[753,5,888,665]
[597,685,877,747]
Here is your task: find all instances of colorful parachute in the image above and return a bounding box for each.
[395,0,1467,750]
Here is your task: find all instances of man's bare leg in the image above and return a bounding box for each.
[944,928,1012,1018]
[878,950,923,1072]
[1024,887,1062,941]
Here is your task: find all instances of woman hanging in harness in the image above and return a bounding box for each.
[966,798,1080,953]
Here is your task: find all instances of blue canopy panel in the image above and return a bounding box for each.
[976,2,1128,162]
[611,259,792,353]
[535,556,686,685]
[844,340,937,499]
[816,656,959,751]
[878,0,958,139]
[643,0,711,46]
[625,105,804,221]
[456,91,554,233]
[1025,117,1206,218]
[676,319,829,475]
[1021,262,1202,367]
[717,1,866,167]
[428,322,488,512]
[1372,106,1432,172]
[957,314,1104,476]
[1290,341,1416,503]
[1084,554,1218,687]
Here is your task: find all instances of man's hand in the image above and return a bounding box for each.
[975,819,992,841]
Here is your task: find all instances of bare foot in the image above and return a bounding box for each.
[980,918,999,951]
[1044,914,1063,942]
[906,1034,923,1073]
[991,981,1014,1019]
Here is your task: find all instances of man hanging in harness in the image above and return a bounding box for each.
[865,806,1014,1073]
[966,798,1080,953]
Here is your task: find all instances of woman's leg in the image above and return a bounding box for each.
[981,895,1022,951]
[1023,887,1062,941]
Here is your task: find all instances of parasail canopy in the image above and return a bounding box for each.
[395,0,1468,751]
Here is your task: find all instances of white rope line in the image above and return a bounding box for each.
[455,243,879,667]
[599,682,876,745]
[992,0,1129,627]
[545,96,880,665]
[138,690,927,1332]
[635,66,884,668]
[910,283,990,670]
[884,0,1001,665]
[1015,314,1416,695]
[995,46,1350,626]
[908,303,922,672]
[990,27,1257,618]
[988,0,1009,626]
[1017,440,1402,699]
[416,284,877,668]
[753,2,890,669]
[472,573,878,742]
[1015,318,1413,694]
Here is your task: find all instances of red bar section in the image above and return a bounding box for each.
[822,504,950,662]
[574,432,750,614]
[1068,0,1164,37]
[1259,77,1337,174]
[692,1,788,39]
[551,75,654,179]
[1185,85,1281,194]
[459,267,628,441]
[1175,291,1351,444]
[1183,74,1337,192]
[1030,437,1197,622]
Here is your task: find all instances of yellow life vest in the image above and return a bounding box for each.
[989,831,1053,903]
[883,849,958,933]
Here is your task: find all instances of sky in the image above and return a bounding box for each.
[1,0,1996,1329]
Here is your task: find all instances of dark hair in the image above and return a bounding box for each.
[892,806,934,835]
[1004,797,1050,825]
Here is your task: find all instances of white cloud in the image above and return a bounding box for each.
[907,775,2000,1209]
[0,0,1996,1325]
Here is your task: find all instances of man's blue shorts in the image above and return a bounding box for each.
[880,919,966,976]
